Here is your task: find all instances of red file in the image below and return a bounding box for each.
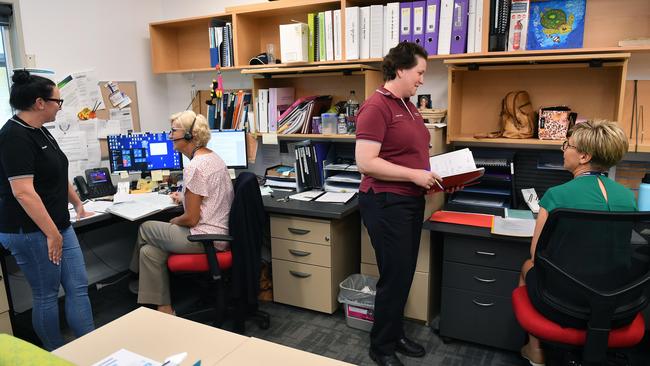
[430,210,494,228]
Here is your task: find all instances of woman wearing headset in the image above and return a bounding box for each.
[129,110,234,314]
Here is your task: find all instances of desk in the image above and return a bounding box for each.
[53,307,247,366]
[263,191,360,314]
[53,307,353,366]
[423,220,529,351]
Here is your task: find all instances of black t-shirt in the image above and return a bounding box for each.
[0,116,70,233]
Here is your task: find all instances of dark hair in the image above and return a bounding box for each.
[381,42,428,81]
[9,70,56,110]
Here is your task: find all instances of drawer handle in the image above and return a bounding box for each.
[473,276,496,283]
[472,299,495,307]
[475,251,496,257]
[289,270,312,279]
[288,228,310,235]
[288,249,311,257]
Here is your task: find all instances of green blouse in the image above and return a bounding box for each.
[539,175,637,213]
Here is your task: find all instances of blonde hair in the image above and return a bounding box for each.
[169,110,211,147]
[569,120,628,170]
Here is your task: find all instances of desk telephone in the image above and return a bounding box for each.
[74,168,116,200]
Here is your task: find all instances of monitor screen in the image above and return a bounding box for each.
[182,130,248,169]
[107,132,183,173]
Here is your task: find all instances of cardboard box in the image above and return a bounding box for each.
[280,23,309,63]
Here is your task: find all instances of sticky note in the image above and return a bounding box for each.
[162,170,171,176]
[151,170,163,182]
[262,133,278,145]
[119,171,129,179]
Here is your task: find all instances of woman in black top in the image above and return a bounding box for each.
[0,70,95,350]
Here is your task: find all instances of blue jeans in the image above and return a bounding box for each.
[0,226,95,350]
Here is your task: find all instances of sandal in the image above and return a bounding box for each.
[520,344,546,366]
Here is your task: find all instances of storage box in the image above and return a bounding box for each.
[279,23,309,63]
[538,107,576,140]
[321,113,337,134]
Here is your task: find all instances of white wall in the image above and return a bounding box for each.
[17,0,169,132]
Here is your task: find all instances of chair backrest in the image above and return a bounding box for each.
[228,172,267,306]
[534,209,650,321]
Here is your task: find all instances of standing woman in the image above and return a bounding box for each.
[0,70,95,350]
[356,42,443,366]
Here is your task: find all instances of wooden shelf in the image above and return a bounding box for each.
[452,136,564,149]
[254,133,356,141]
[241,63,378,75]
[445,53,631,66]
[438,47,650,61]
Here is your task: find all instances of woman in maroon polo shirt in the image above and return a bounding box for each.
[356,42,443,366]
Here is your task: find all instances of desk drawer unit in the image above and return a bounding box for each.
[270,216,331,245]
[270,214,360,314]
[440,287,524,351]
[439,234,528,351]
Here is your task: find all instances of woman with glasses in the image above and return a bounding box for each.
[0,70,95,350]
[518,120,636,365]
[129,110,234,315]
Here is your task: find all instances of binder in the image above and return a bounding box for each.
[474,0,483,52]
[399,2,413,43]
[437,0,454,54]
[333,9,342,60]
[324,10,334,61]
[424,0,441,55]
[412,1,426,47]
[450,0,469,54]
[467,0,477,53]
[314,13,320,61]
[345,7,360,60]
[360,6,370,59]
[383,2,400,55]
[488,0,510,52]
[430,210,494,228]
[307,13,316,62]
[369,5,384,58]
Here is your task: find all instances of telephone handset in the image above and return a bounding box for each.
[74,168,116,200]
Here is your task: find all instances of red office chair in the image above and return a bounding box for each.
[512,209,650,365]
[167,172,270,333]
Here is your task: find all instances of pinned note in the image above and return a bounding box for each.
[151,170,164,182]
[262,133,279,145]
[119,171,129,179]
[162,170,171,176]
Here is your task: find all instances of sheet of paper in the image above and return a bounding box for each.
[290,190,325,201]
[110,107,134,133]
[314,191,356,203]
[84,200,114,213]
[429,148,477,177]
[91,348,160,366]
[262,133,278,145]
[491,217,536,237]
[151,170,163,182]
[58,70,105,112]
[119,171,129,179]
[78,119,99,139]
[49,129,88,162]
[97,119,121,138]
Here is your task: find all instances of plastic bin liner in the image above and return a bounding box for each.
[338,274,378,308]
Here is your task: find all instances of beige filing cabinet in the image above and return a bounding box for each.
[271,213,360,314]
[0,265,12,334]
[360,124,446,323]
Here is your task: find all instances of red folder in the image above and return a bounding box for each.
[430,210,494,228]
[430,168,485,192]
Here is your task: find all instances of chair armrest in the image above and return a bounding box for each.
[201,241,223,280]
[187,234,234,242]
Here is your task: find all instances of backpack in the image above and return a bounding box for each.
[475,91,536,139]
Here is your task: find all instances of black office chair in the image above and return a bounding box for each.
[513,209,650,365]
[167,172,270,333]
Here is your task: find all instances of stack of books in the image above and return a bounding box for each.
[208,20,234,67]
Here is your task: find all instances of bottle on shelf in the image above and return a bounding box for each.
[638,173,650,211]
[337,114,347,134]
[346,90,359,120]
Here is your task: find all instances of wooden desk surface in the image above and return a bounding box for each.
[217,337,354,366]
[53,307,247,366]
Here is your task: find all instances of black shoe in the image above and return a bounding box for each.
[369,349,404,366]
[395,337,425,358]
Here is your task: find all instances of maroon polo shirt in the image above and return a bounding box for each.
[356,87,430,196]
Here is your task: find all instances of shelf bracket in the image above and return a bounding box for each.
[589,59,603,68]
[468,63,479,71]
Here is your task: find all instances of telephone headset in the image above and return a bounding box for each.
[183,116,197,141]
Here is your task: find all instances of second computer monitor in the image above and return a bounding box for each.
[107,132,183,173]
[182,130,248,169]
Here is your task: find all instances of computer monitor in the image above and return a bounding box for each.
[182,130,248,169]
[107,132,183,173]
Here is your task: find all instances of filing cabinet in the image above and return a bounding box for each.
[271,213,360,314]
[438,233,529,351]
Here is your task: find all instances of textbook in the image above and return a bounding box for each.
[429,148,485,192]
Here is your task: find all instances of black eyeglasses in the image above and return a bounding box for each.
[168,127,185,135]
[561,140,578,151]
[44,98,64,108]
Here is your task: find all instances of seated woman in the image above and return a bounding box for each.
[518,120,636,365]
[129,111,234,314]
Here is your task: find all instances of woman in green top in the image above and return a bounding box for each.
[518,120,635,365]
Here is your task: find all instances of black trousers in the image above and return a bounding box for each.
[359,189,425,356]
